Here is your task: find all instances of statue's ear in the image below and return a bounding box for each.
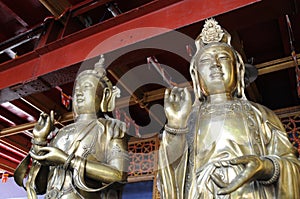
[190,61,204,102]
[100,87,111,112]
[236,52,245,98]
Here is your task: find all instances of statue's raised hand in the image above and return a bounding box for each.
[164,87,192,128]
[33,111,54,141]
[100,117,126,139]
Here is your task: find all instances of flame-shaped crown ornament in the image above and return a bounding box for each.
[195,18,231,50]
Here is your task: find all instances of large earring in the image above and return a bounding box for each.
[100,87,111,112]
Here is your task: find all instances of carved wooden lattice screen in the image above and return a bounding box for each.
[128,136,159,179]
[127,135,160,199]
[280,115,300,154]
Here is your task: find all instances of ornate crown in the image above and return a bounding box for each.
[195,18,231,50]
[75,54,113,92]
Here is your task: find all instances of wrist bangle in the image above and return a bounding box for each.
[31,139,48,146]
[260,156,280,185]
[164,124,189,135]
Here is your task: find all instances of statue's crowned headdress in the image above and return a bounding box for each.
[195,18,232,50]
[191,18,247,100]
[76,54,113,88]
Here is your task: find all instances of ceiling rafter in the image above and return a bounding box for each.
[0,1,28,28]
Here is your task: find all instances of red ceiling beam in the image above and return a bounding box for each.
[0,0,260,90]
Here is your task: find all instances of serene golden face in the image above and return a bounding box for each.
[195,44,237,96]
[73,74,102,115]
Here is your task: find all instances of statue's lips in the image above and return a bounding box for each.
[209,72,224,79]
[76,98,84,103]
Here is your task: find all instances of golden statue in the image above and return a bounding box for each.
[158,19,300,199]
[14,55,129,199]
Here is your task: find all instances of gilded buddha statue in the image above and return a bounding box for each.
[14,55,129,199]
[158,19,300,199]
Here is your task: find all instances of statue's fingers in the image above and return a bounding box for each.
[29,151,38,159]
[214,160,230,167]
[229,156,251,165]
[183,87,191,101]
[174,93,180,102]
[210,174,228,188]
[37,113,44,125]
[164,89,171,104]
[217,172,251,195]
[50,110,55,126]
[120,122,126,137]
[29,151,46,161]
[105,119,112,129]
[178,88,185,99]
[169,87,178,102]
[113,121,121,138]
[109,120,116,138]
[38,113,47,126]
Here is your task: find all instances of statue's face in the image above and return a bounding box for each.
[196,44,237,96]
[73,74,102,115]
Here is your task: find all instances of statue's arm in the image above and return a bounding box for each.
[14,111,54,198]
[157,87,192,199]
[77,137,128,183]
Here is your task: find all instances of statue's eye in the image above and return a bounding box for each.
[218,54,230,61]
[199,57,211,64]
[84,82,93,89]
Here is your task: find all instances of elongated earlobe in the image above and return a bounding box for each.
[190,63,204,102]
[236,53,245,98]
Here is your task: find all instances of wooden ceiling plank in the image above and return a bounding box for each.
[22,92,67,116]
[257,54,300,75]
[38,0,71,19]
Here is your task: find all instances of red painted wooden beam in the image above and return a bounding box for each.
[0,0,260,90]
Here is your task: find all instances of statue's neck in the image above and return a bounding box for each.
[75,114,97,122]
[207,93,233,104]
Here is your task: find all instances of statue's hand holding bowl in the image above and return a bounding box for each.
[164,87,192,128]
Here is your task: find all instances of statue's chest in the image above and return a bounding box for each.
[196,100,259,149]
[50,124,100,158]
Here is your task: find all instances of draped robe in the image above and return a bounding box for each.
[158,99,300,199]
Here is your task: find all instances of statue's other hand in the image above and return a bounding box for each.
[164,87,192,128]
[32,111,54,140]
[102,117,126,139]
[211,155,274,195]
[29,147,67,166]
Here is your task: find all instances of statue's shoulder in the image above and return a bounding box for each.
[250,102,285,132]
[62,123,76,130]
